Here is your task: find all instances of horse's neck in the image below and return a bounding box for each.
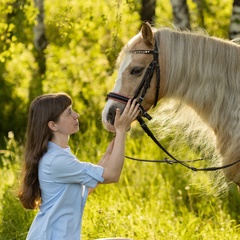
[160,32,240,151]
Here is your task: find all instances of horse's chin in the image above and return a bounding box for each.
[103,121,132,133]
[103,121,116,132]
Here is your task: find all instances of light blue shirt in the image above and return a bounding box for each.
[26,141,104,240]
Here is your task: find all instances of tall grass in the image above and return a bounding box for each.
[1,121,240,239]
[0,133,35,240]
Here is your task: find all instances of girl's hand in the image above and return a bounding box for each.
[114,99,140,132]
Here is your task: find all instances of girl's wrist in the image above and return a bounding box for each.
[115,129,127,136]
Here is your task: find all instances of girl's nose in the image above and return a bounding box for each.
[73,111,79,119]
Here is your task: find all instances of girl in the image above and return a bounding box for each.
[19,92,139,240]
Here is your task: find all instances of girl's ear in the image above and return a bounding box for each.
[48,121,57,131]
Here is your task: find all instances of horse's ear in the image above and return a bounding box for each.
[141,22,154,47]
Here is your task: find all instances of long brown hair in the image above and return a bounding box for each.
[19,93,72,209]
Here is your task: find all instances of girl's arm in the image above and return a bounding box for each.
[100,99,139,183]
[88,99,139,195]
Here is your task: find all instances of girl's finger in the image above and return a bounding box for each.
[120,99,132,115]
[131,102,140,114]
[125,99,132,111]
[129,100,136,112]
[116,108,120,116]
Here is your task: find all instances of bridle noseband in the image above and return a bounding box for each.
[107,43,160,121]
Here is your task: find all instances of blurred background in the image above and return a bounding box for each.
[1,1,240,239]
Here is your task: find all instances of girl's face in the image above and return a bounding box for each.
[54,105,79,136]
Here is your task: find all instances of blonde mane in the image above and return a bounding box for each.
[151,28,240,187]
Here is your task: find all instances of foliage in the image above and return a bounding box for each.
[0,187,35,240]
[1,0,240,239]
[187,0,232,38]
[0,133,34,240]
[0,0,36,146]
[2,127,240,239]
[0,0,233,146]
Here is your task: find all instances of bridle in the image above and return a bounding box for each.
[107,44,160,121]
[106,39,240,171]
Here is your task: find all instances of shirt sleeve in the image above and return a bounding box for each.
[49,152,104,188]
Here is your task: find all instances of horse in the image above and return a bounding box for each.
[102,22,240,187]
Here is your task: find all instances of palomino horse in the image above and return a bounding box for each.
[102,22,240,186]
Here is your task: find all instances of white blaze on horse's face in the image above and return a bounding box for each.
[101,47,134,132]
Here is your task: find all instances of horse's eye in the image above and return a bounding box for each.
[130,67,144,76]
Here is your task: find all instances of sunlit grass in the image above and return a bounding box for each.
[1,122,240,239]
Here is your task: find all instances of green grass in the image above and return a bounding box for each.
[1,124,240,239]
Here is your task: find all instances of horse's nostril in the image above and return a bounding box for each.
[107,105,118,125]
[107,112,115,125]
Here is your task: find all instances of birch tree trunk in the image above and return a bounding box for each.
[140,0,156,25]
[34,0,48,51]
[193,0,205,29]
[229,0,240,40]
[170,0,191,30]
[30,0,48,100]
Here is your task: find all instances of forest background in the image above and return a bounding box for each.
[1,0,240,239]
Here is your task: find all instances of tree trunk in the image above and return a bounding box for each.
[170,0,191,30]
[30,0,48,100]
[229,0,240,40]
[193,0,205,29]
[140,0,156,25]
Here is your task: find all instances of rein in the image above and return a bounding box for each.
[133,116,240,172]
[106,41,240,172]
